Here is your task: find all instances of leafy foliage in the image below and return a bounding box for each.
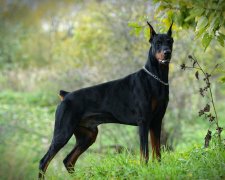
[153,0,225,50]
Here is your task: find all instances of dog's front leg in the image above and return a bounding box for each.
[150,125,161,161]
[150,102,168,161]
[138,119,150,164]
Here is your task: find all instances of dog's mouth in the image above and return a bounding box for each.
[158,59,170,64]
[155,51,171,65]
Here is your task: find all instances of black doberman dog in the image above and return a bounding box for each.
[39,21,173,179]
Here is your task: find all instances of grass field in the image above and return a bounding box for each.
[0,91,224,180]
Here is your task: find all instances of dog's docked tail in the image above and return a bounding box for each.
[59,90,70,101]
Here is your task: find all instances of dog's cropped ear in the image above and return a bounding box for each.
[147,21,156,43]
[167,21,173,37]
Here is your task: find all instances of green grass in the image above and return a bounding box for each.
[1,143,224,180]
[71,146,225,180]
[0,90,225,180]
[14,146,225,180]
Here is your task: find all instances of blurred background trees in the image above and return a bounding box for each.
[0,0,224,179]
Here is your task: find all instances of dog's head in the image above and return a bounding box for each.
[147,22,173,65]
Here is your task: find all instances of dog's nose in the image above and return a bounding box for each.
[164,49,171,55]
[163,49,171,59]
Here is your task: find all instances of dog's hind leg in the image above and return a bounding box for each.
[38,129,74,179]
[38,101,76,179]
[63,126,98,173]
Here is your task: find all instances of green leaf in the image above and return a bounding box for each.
[128,22,139,28]
[202,33,212,50]
[208,17,220,33]
[185,8,204,22]
[196,16,208,31]
[128,22,143,36]
[195,26,207,39]
[134,27,142,36]
[217,33,225,47]
[219,33,225,39]
[190,8,205,17]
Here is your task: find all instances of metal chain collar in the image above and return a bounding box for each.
[142,66,169,86]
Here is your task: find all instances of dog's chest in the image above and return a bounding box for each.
[151,96,168,114]
[151,98,158,112]
[151,87,169,112]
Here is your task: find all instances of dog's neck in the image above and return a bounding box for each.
[144,49,169,84]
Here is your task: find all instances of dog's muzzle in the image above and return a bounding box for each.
[160,49,171,64]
